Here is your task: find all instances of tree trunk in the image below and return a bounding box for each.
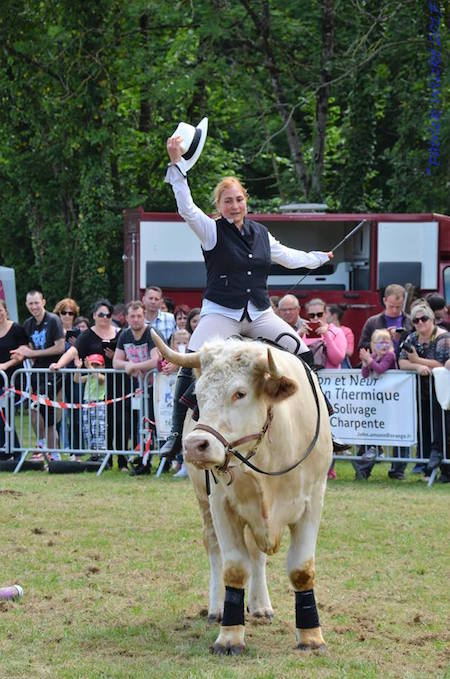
[240,0,311,199]
[311,0,335,200]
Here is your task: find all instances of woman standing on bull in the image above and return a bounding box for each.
[160,119,341,459]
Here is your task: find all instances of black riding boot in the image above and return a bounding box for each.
[159,366,194,460]
[299,350,350,453]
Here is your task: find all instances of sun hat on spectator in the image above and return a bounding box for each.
[86,353,105,366]
[170,117,208,172]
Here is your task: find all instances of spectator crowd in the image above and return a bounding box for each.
[0,283,448,483]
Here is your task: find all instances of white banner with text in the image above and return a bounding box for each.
[318,369,417,446]
[153,371,177,440]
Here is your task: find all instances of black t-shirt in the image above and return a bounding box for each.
[116,327,157,389]
[0,322,29,379]
[75,327,120,368]
[23,311,64,368]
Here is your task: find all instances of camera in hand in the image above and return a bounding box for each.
[402,340,425,357]
[307,320,321,338]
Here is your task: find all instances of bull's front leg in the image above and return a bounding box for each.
[244,525,273,620]
[287,495,327,652]
[210,494,250,655]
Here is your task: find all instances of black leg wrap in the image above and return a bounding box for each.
[295,589,320,629]
[222,586,245,627]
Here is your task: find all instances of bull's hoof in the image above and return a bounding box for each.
[297,642,327,653]
[210,643,245,656]
[207,613,222,624]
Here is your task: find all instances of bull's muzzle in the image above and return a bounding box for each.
[184,431,225,469]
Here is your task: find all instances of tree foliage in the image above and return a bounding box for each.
[0,0,448,316]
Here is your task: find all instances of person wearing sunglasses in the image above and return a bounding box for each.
[303,298,347,370]
[399,303,450,480]
[53,298,80,347]
[52,297,81,452]
[50,299,128,470]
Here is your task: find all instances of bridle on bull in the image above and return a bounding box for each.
[192,357,322,493]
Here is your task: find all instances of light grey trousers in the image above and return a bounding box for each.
[188,308,309,355]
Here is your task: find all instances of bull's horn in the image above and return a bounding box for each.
[267,347,282,379]
[150,329,201,368]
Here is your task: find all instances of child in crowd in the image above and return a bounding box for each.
[359,329,396,376]
[170,328,191,353]
[353,329,399,480]
[75,353,107,456]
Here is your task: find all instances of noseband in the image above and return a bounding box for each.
[193,406,274,476]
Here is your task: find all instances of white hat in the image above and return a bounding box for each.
[170,117,208,173]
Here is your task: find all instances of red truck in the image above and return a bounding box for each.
[123,208,450,363]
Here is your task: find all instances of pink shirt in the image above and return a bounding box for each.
[341,325,355,357]
[304,323,347,368]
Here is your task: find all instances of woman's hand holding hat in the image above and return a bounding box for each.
[167,136,183,164]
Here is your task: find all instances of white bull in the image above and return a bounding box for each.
[152,331,332,655]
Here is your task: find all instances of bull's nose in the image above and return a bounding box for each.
[184,433,223,468]
[186,437,210,454]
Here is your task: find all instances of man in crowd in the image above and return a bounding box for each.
[113,300,160,474]
[358,283,413,355]
[142,285,176,342]
[357,283,413,480]
[12,290,65,459]
[426,294,450,331]
[277,294,305,333]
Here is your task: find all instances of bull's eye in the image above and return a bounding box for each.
[232,390,246,402]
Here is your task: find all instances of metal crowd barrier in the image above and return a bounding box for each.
[0,369,9,457]
[0,367,448,483]
[4,368,152,476]
[327,371,449,486]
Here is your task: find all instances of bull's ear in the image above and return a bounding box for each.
[263,373,298,402]
[253,350,298,402]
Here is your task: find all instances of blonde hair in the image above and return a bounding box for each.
[213,176,248,210]
[371,329,392,345]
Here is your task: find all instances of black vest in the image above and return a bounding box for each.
[203,217,271,310]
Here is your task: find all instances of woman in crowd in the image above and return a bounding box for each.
[174,304,190,331]
[54,298,80,344]
[186,307,201,335]
[326,303,354,367]
[303,298,347,370]
[160,134,337,460]
[50,299,127,470]
[399,303,450,481]
[0,300,28,459]
[53,297,81,452]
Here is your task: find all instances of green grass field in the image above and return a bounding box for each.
[0,462,448,679]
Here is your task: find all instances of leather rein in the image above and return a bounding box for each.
[192,358,322,492]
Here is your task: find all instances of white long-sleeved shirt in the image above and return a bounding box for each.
[165,165,330,320]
